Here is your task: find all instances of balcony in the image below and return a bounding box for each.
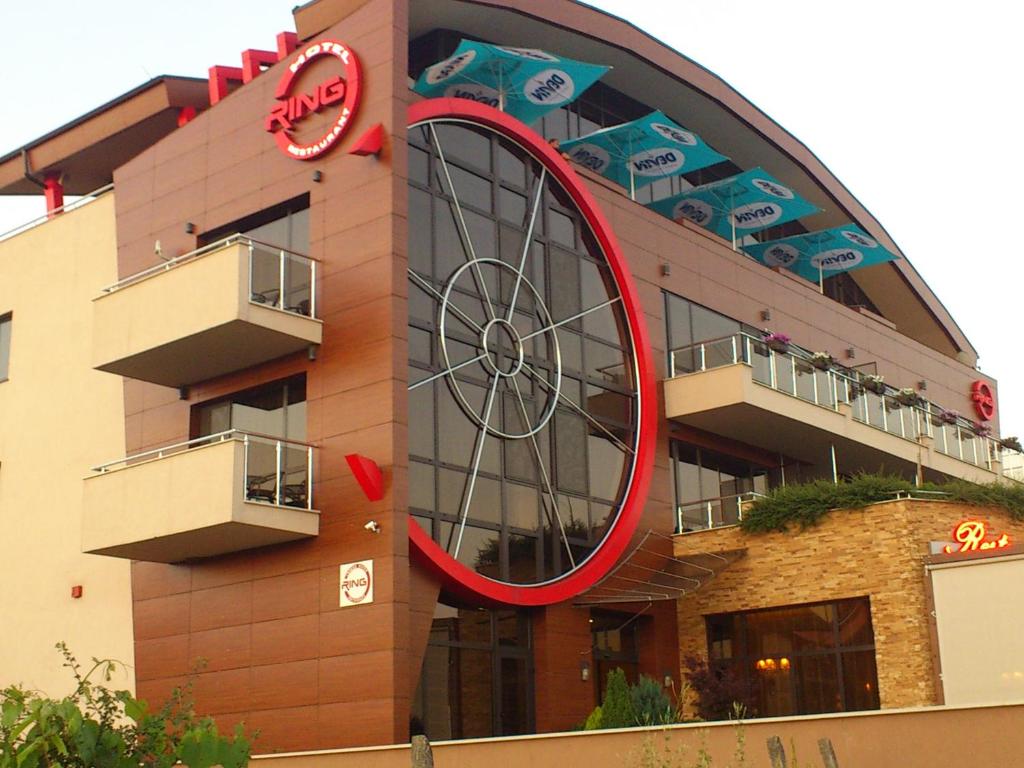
[665,333,1006,484]
[92,236,321,387]
[82,431,319,563]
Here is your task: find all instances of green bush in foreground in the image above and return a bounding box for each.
[740,473,1024,533]
[0,644,250,768]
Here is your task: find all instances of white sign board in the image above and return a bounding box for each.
[339,560,374,607]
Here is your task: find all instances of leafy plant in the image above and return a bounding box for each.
[1001,436,1023,453]
[740,473,1024,533]
[0,644,250,768]
[681,655,755,722]
[630,675,675,726]
[582,705,603,731]
[601,668,634,729]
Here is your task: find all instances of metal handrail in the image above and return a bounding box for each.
[668,331,1004,459]
[676,491,766,533]
[99,234,316,293]
[91,429,315,511]
[0,183,115,243]
[90,429,315,472]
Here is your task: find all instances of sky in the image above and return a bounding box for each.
[0,0,1021,439]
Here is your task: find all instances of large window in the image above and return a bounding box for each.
[412,603,533,740]
[192,376,308,508]
[0,314,10,381]
[671,442,774,530]
[407,112,641,586]
[192,375,306,442]
[664,292,760,375]
[706,598,880,717]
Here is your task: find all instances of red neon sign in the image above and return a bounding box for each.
[265,39,362,160]
[970,380,996,422]
[942,520,1011,554]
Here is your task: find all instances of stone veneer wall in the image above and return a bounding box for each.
[673,499,1024,711]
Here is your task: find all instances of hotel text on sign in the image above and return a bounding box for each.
[265,40,362,160]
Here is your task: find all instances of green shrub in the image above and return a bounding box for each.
[740,473,1024,533]
[582,705,603,730]
[600,668,634,729]
[630,675,674,726]
[0,644,250,768]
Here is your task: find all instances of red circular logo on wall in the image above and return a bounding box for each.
[341,562,372,604]
[264,39,362,160]
[971,380,996,421]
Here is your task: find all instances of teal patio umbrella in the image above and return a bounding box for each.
[743,224,900,291]
[413,40,609,126]
[558,111,728,199]
[646,168,820,248]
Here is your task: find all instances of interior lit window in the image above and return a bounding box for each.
[706,598,880,717]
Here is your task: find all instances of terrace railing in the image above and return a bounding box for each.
[669,332,1005,471]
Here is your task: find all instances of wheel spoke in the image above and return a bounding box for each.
[505,167,547,322]
[408,268,485,335]
[521,362,635,455]
[519,297,622,342]
[453,374,502,559]
[507,376,576,570]
[409,351,489,392]
[429,124,498,322]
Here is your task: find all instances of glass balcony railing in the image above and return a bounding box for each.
[676,491,767,533]
[92,429,315,511]
[669,332,1007,472]
[101,234,317,319]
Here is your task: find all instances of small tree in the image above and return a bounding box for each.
[600,668,634,729]
[0,643,251,768]
[629,675,674,726]
[681,655,755,721]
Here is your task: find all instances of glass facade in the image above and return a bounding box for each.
[412,604,533,739]
[706,598,880,717]
[407,116,641,585]
[671,442,775,530]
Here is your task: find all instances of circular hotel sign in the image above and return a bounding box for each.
[406,98,657,607]
[264,39,362,160]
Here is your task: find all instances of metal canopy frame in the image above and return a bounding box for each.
[574,529,745,605]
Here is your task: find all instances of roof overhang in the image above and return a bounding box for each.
[396,0,977,360]
[0,77,208,196]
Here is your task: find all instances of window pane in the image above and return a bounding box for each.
[841,650,881,711]
[0,316,10,380]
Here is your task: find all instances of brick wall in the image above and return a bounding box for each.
[673,500,1024,712]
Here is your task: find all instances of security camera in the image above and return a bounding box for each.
[364,520,380,533]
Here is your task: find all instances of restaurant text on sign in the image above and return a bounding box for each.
[942,520,1011,554]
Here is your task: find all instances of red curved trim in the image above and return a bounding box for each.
[407,98,658,607]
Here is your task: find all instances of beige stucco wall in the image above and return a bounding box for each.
[930,553,1024,705]
[673,499,1024,713]
[0,195,134,694]
[250,702,1024,768]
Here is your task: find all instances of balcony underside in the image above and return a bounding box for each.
[95,317,318,388]
[664,364,999,483]
[85,508,318,563]
[92,241,321,387]
[82,438,319,564]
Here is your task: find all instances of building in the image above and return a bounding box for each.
[1,0,1022,758]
